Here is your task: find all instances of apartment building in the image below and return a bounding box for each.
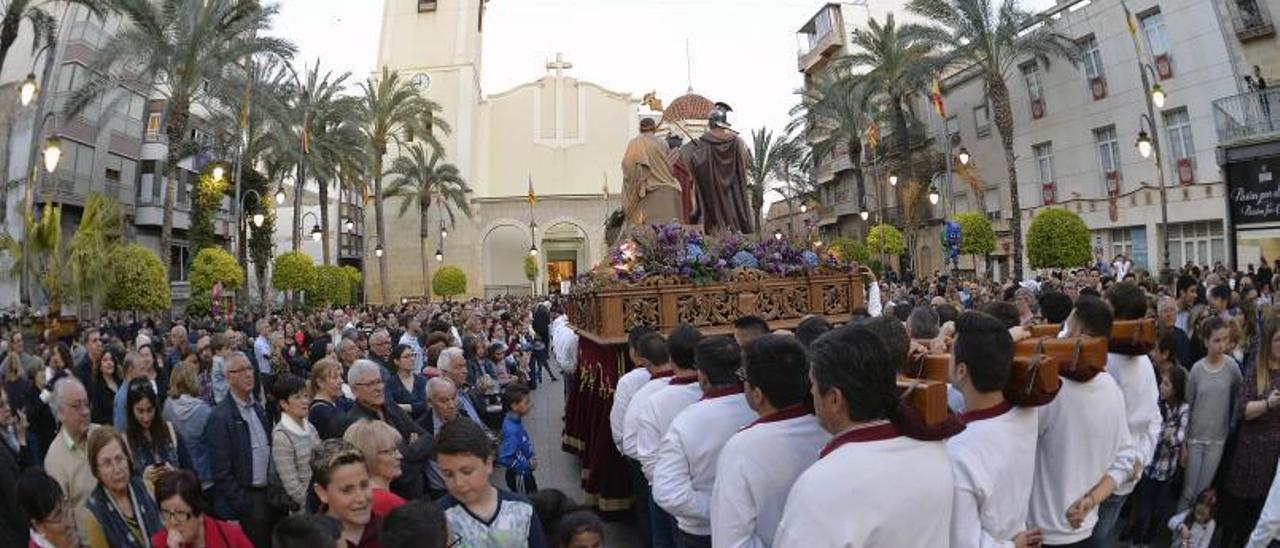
[939,0,1240,276]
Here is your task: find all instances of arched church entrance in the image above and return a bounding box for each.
[541,221,589,295]
[483,223,534,297]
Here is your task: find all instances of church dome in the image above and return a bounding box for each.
[662,92,714,124]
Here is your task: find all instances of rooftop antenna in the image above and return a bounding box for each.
[685,39,693,92]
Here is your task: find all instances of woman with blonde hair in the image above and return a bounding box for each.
[1219,315,1280,544]
[343,419,406,517]
[163,361,214,495]
[307,359,352,440]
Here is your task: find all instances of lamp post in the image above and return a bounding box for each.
[302,211,322,243]
[1135,61,1172,271]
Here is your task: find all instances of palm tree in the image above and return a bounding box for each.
[355,67,449,303]
[747,128,787,232]
[1,201,62,312]
[0,0,105,77]
[66,0,293,273]
[908,0,1081,278]
[384,143,471,298]
[788,73,870,234]
[66,193,123,316]
[844,13,936,191]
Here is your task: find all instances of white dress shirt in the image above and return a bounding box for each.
[620,371,673,459]
[774,423,953,548]
[652,389,756,537]
[634,377,702,480]
[550,315,578,374]
[611,367,652,453]
[1104,352,1162,496]
[711,407,827,548]
[947,402,1038,548]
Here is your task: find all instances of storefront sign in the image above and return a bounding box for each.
[1228,155,1280,224]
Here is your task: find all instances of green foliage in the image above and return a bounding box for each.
[272,251,316,293]
[191,172,230,252]
[66,194,125,313]
[523,255,538,282]
[1027,208,1092,269]
[313,265,351,306]
[866,224,905,256]
[1,202,66,313]
[432,265,467,300]
[954,212,996,256]
[190,247,244,293]
[340,265,362,303]
[829,237,870,264]
[105,244,171,312]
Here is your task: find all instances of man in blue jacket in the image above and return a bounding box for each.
[204,351,276,547]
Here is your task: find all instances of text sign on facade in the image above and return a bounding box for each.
[1227,155,1280,224]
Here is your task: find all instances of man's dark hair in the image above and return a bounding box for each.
[744,334,809,409]
[860,316,910,374]
[503,382,531,407]
[1072,294,1114,337]
[1106,281,1148,321]
[1079,286,1101,298]
[433,416,492,461]
[16,468,63,526]
[733,316,770,336]
[1209,284,1231,303]
[810,326,897,422]
[981,300,1021,329]
[795,316,832,347]
[907,306,940,339]
[667,323,703,370]
[935,303,959,325]
[627,325,656,350]
[381,500,449,548]
[1176,274,1198,297]
[272,515,341,548]
[636,333,670,367]
[1038,291,1074,324]
[557,511,606,547]
[892,302,912,322]
[694,336,742,386]
[953,312,1013,392]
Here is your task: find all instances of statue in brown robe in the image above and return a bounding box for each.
[682,108,755,235]
[621,118,683,236]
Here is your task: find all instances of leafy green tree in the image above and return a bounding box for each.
[190,172,229,252]
[830,236,870,264]
[523,255,538,282]
[867,223,905,257]
[272,251,316,308]
[341,265,362,304]
[909,0,1081,278]
[432,265,466,301]
[788,74,869,228]
[105,244,170,312]
[1027,208,1091,270]
[954,211,996,267]
[188,247,242,317]
[66,194,123,315]
[67,0,294,272]
[385,142,471,298]
[0,0,106,78]
[356,67,449,304]
[1,201,63,313]
[313,265,351,306]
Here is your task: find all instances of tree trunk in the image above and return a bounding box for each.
[318,178,331,265]
[256,261,268,313]
[0,6,21,81]
[372,149,390,304]
[989,77,1023,280]
[420,204,430,299]
[161,102,191,288]
[892,97,913,268]
[292,162,304,251]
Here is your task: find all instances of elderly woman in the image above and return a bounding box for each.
[16,469,78,548]
[149,469,253,548]
[271,373,320,511]
[346,359,430,501]
[343,419,407,517]
[310,439,380,547]
[308,359,352,440]
[82,428,163,548]
[388,344,427,419]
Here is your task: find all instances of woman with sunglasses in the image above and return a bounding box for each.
[124,378,190,486]
[150,469,253,548]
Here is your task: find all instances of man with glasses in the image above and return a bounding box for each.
[43,378,97,544]
[343,360,431,500]
[204,352,275,547]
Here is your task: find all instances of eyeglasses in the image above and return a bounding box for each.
[226,367,252,375]
[354,379,385,389]
[160,509,194,523]
[38,500,72,526]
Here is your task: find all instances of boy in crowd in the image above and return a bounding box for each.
[435,418,547,548]
[497,383,538,494]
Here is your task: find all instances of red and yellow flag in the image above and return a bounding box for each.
[300,112,311,155]
[864,118,880,150]
[930,77,946,118]
[527,175,536,205]
[1120,0,1143,57]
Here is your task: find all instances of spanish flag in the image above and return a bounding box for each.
[1120,0,1142,56]
[930,77,946,118]
[864,117,880,150]
[527,175,536,205]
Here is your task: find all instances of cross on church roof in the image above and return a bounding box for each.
[546,52,573,78]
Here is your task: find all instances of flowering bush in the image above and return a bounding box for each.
[581,222,857,291]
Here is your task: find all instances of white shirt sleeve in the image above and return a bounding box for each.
[610,383,634,453]
[711,448,767,548]
[1247,458,1280,548]
[1106,400,1138,488]
[636,403,664,481]
[950,470,1015,548]
[867,281,883,317]
[651,426,703,523]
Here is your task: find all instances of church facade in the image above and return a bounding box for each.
[368,0,642,302]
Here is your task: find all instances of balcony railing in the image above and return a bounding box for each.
[1227,0,1275,40]
[796,5,845,72]
[1213,88,1280,144]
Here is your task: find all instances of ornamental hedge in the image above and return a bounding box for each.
[954,212,996,257]
[866,224,905,257]
[523,255,538,282]
[1027,208,1092,269]
[432,265,467,300]
[313,265,352,306]
[272,251,316,297]
[105,244,171,312]
[190,247,244,293]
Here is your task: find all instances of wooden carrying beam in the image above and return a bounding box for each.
[1026,319,1156,351]
[904,353,1062,407]
[1014,336,1108,380]
[896,378,947,426]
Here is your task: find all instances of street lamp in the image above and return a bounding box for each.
[212,165,225,181]
[1135,130,1153,159]
[439,221,448,239]
[528,243,538,256]
[860,208,869,221]
[344,218,354,231]
[310,224,322,241]
[374,244,384,257]
[42,137,61,173]
[957,147,970,166]
[889,171,898,186]
[252,213,265,227]
[800,203,807,214]
[1150,83,1166,108]
[773,228,782,240]
[435,248,443,262]
[928,185,940,205]
[19,74,37,107]
[274,187,286,205]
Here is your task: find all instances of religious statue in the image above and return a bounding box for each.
[620,117,684,236]
[682,103,756,235]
